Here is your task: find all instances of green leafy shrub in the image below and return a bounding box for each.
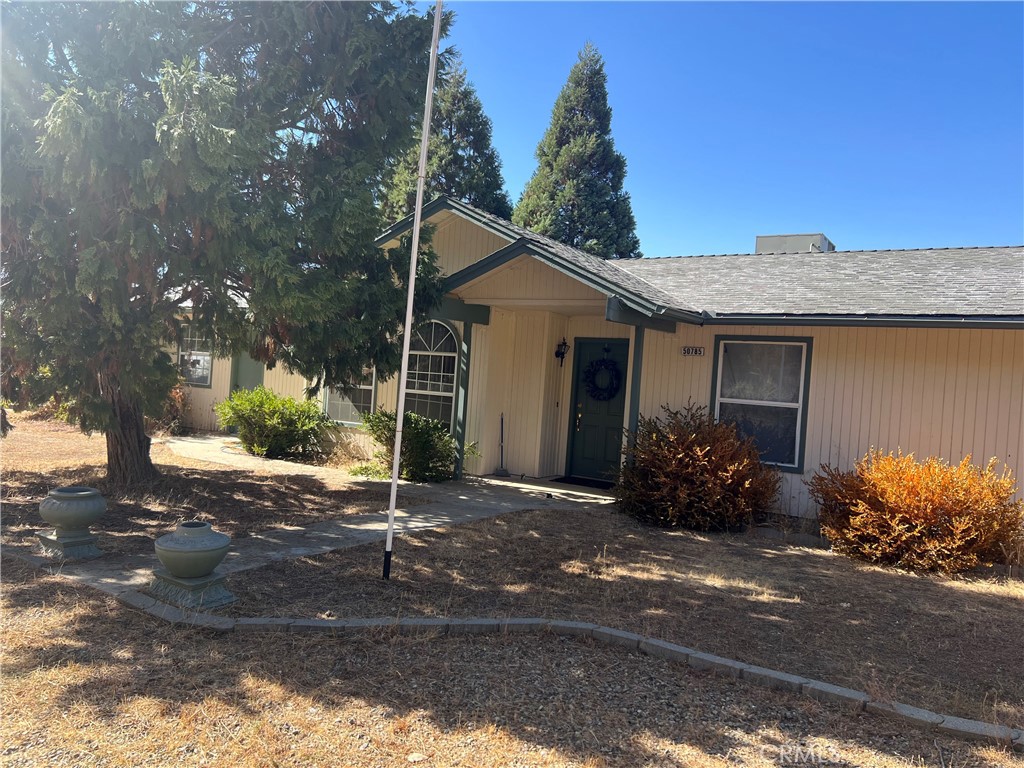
[617,403,781,531]
[362,409,457,482]
[808,450,1024,573]
[214,386,331,460]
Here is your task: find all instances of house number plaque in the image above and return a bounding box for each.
[680,346,705,357]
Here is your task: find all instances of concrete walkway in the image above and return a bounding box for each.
[21,434,614,600]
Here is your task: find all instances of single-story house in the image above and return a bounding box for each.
[182,196,1024,519]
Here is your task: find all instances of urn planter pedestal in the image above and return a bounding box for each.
[150,521,236,610]
[36,486,106,560]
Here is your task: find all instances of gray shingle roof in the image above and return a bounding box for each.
[393,197,1023,321]
[615,247,1024,318]
[449,200,692,312]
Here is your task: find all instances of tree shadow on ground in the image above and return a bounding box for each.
[0,463,421,556]
[220,507,1024,729]
[3,557,1014,768]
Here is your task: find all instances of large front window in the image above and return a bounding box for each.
[713,338,810,469]
[179,324,212,387]
[406,321,458,429]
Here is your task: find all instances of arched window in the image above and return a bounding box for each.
[406,321,459,429]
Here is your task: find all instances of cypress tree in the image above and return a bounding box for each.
[1,2,444,484]
[384,57,512,221]
[513,43,641,259]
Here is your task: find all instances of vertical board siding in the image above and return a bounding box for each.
[184,358,310,433]
[185,312,1022,523]
[376,373,399,414]
[432,215,511,277]
[184,356,233,432]
[456,255,608,305]
[632,324,1022,517]
[507,312,554,476]
[262,364,308,401]
[1011,334,1024,470]
[538,314,571,476]
[466,308,516,475]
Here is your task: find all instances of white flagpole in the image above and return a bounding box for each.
[383,0,444,580]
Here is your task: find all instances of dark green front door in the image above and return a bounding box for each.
[567,338,629,481]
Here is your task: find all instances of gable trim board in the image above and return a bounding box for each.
[377,196,516,249]
[182,196,1023,518]
[445,239,703,325]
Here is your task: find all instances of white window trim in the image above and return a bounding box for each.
[406,322,459,432]
[714,339,808,470]
[179,325,212,388]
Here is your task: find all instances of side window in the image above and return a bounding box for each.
[179,325,212,387]
[406,321,459,430]
[324,369,376,425]
[713,338,810,469]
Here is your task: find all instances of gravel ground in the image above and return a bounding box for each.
[223,507,1024,728]
[2,560,1020,768]
[3,418,1022,766]
[1,418,421,556]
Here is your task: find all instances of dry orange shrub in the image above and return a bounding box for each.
[808,450,1024,573]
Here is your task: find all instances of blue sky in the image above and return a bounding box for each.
[442,2,1024,256]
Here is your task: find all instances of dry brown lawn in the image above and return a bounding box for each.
[2,416,1023,767]
[1,418,420,556]
[226,509,1024,729]
[2,559,1021,768]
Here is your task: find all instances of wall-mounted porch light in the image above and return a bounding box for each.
[555,337,570,367]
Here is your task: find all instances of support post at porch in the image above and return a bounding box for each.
[454,321,473,479]
[627,325,645,454]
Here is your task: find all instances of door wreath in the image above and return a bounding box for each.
[583,358,622,401]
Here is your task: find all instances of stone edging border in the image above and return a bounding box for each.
[115,589,1023,754]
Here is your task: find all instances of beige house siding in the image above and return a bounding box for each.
[455,255,608,310]
[184,356,233,432]
[430,213,511,276]
[262,363,308,401]
[640,324,1023,517]
[538,313,571,475]
[463,309,516,475]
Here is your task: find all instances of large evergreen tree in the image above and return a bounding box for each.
[1,2,445,484]
[383,57,512,221]
[513,43,641,259]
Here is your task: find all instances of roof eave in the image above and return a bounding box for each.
[701,313,1024,330]
[445,239,704,323]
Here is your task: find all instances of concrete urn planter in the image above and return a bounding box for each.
[154,521,230,578]
[39,486,107,535]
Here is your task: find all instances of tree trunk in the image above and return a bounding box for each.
[103,379,159,486]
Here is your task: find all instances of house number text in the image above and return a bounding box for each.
[681,346,705,357]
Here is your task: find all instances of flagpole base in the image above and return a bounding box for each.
[382,548,393,580]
